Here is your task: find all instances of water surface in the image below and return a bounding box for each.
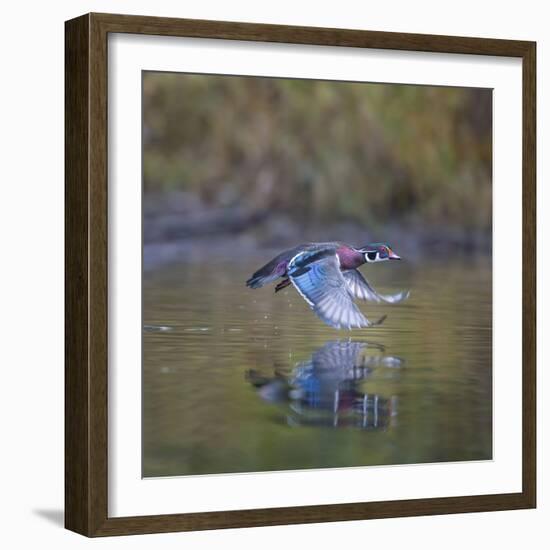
[143,256,492,477]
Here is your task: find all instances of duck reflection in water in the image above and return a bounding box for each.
[246,341,404,430]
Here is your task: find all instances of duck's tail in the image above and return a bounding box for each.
[246,274,265,289]
[246,262,286,289]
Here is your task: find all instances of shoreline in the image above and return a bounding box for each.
[144,218,491,272]
[143,191,491,271]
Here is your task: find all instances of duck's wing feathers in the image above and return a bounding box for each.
[288,250,384,329]
[311,341,368,370]
[343,269,410,304]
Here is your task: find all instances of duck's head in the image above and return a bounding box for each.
[360,243,401,263]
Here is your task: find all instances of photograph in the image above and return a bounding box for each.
[141,71,493,477]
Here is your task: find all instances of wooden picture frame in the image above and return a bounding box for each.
[65,12,536,537]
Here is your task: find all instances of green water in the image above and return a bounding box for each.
[142,256,492,477]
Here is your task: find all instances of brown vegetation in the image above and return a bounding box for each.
[144,73,491,230]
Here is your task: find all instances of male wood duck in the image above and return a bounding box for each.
[246,242,409,329]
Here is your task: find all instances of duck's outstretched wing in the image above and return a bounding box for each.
[288,251,385,329]
[343,269,410,304]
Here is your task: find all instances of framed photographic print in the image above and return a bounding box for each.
[65,13,536,536]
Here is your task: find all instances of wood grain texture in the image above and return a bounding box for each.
[64,12,537,537]
[65,14,91,535]
[521,42,536,508]
[92,493,533,536]
[65,13,110,536]
[88,13,110,536]
[93,12,532,56]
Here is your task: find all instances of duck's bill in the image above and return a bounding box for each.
[388,249,401,260]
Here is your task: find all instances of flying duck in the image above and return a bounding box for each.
[246,242,409,329]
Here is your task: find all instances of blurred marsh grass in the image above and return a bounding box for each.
[143,73,492,232]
